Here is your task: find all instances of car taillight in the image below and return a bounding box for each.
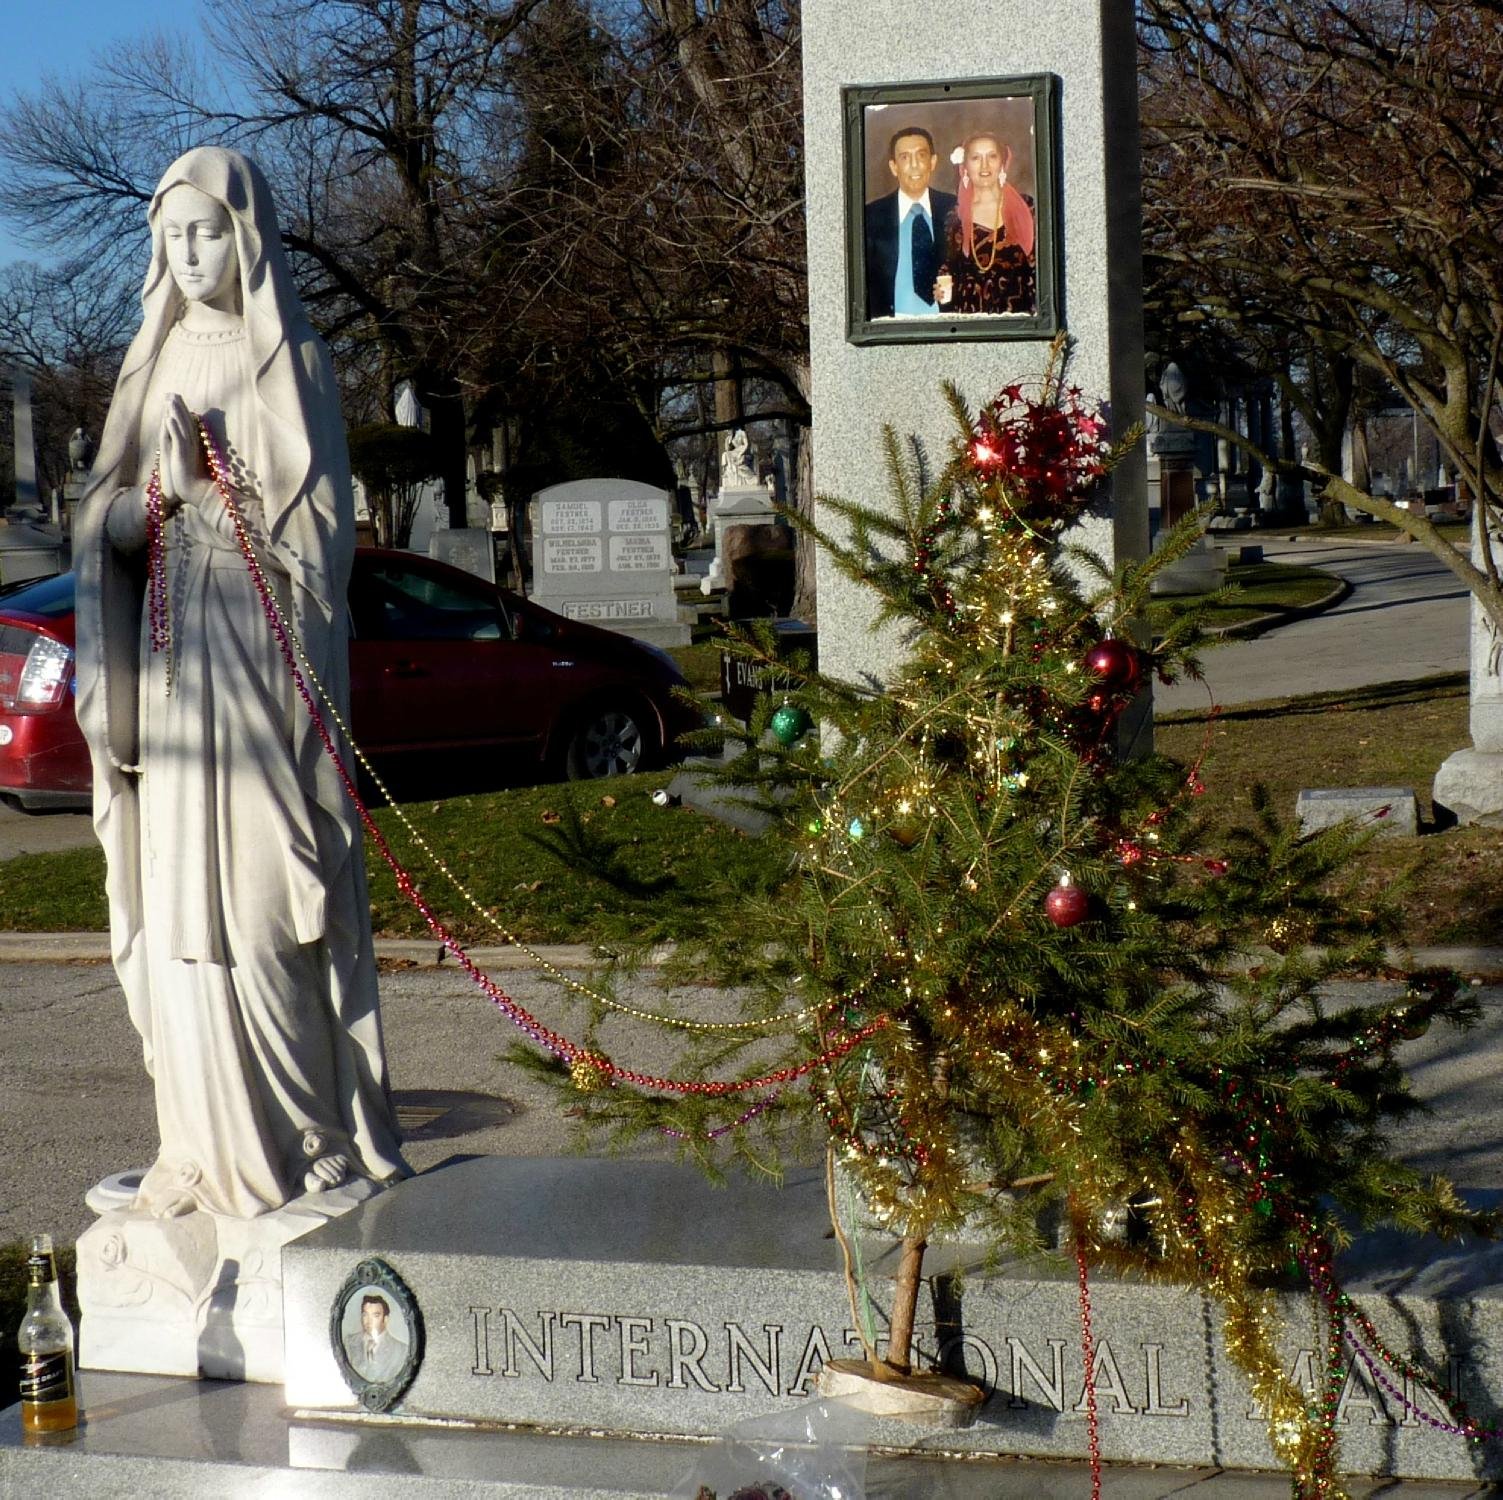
[16,634,74,710]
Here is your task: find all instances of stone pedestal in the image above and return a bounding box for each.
[271,1155,1503,1481]
[803,0,1148,690]
[1434,514,1503,826]
[77,1175,378,1383]
[1149,429,1225,597]
[701,483,786,617]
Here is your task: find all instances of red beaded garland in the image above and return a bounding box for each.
[199,416,884,1102]
[1073,1222,1104,1500]
[144,468,170,657]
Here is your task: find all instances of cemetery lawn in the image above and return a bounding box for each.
[1310,519,1471,544]
[0,676,1497,948]
[1156,672,1503,948]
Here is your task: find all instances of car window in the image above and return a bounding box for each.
[0,571,75,619]
[349,562,507,643]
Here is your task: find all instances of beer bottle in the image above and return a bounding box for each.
[18,1233,78,1434]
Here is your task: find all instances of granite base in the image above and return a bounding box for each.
[1434,748,1503,829]
[280,1157,1503,1483]
[1,1369,1393,1500]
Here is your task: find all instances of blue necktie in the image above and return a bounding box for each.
[894,204,936,315]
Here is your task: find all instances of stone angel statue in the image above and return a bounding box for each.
[720,428,758,491]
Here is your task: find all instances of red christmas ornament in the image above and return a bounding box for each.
[1045,879,1090,927]
[1084,638,1143,692]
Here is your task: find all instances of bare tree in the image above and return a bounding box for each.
[481,0,815,613]
[1140,0,1503,631]
[0,1,539,526]
[0,257,134,499]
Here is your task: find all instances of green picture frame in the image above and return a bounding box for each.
[330,1255,425,1413]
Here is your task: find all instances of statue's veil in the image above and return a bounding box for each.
[86,146,323,541]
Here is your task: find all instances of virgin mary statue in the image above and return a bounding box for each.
[74,147,408,1220]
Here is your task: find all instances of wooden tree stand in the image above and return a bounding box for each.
[815,1358,986,1426]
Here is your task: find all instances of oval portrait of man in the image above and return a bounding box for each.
[330,1257,423,1410]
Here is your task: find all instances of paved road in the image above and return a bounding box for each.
[1155,536,1470,713]
[0,959,761,1247]
[4,956,1500,1249]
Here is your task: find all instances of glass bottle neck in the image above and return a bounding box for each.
[26,1250,60,1301]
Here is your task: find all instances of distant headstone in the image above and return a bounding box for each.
[62,426,95,533]
[529,478,690,646]
[0,518,64,585]
[429,527,495,583]
[1295,787,1418,839]
[1434,514,1503,826]
[701,430,787,617]
[1147,367,1224,594]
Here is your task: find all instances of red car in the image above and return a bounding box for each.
[0,549,698,811]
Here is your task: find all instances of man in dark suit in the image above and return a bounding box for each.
[863,126,958,320]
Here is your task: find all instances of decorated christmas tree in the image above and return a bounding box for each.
[513,346,1493,1497]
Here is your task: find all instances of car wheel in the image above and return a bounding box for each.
[564,703,651,780]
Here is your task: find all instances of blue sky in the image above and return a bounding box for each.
[0,0,206,266]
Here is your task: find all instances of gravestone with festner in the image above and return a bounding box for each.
[529,478,690,647]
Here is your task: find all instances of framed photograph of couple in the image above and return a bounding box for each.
[844,75,1061,345]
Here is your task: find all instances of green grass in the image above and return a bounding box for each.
[0,846,108,932]
[0,775,785,944]
[665,641,723,694]
[1148,560,1342,632]
[363,775,785,947]
[2,673,1498,949]
[1157,673,1503,946]
[1308,519,1471,543]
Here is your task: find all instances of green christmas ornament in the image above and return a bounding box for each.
[1396,1009,1432,1041]
[770,703,813,746]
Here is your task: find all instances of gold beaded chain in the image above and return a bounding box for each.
[202,419,833,1037]
[280,625,835,1034]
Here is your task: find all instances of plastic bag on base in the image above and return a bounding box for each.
[667,1397,869,1500]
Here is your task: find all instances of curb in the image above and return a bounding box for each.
[0,932,605,969]
[2,932,1500,980]
[1203,575,1352,640]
